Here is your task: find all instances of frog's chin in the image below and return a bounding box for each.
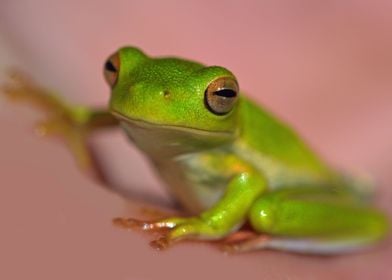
[111,111,234,157]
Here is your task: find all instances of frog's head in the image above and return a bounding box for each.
[104,46,241,156]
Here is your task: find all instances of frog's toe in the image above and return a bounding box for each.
[112,217,183,233]
[149,236,172,250]
[1,70,29,100]
[1,70,66,113]
[113,217,184,250]
[34,117,71,137]
[113,217,161,231]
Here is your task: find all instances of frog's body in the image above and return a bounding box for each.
[122,97,334,214]
[2,46,387,254]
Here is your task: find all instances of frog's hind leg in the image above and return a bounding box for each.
[221,233,376,255]
[238,187,388,254]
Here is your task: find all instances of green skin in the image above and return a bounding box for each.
[4,46,387,254]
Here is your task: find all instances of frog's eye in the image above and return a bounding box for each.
[204,77,239,115]
[104,52,120,88]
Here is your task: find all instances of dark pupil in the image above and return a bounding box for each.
[214,89,236,98]
[105,60,117,72]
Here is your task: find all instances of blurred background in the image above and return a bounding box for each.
[0,1,391,279]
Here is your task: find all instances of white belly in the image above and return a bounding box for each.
[151,152,229,214]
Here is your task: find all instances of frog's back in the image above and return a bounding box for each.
[235,97,335,187]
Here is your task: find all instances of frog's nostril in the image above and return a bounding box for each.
[163,90,171,99]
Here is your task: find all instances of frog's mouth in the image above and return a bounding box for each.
[111,111,234,156]
[111,111,233,137]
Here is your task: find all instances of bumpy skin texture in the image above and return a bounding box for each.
[3,46,387,254]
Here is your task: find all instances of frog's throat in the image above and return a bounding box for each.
[111,110,235,138]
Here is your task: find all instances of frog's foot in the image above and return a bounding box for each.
[1,70,96,172]
[1,70,70,115]
[113,216,228,250]
[219,232,271,253]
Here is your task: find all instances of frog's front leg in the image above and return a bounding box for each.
[114,172,267,249]
[1,71,119,180]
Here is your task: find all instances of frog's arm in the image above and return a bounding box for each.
[114,162,268,249]
[45,106,118,181]
[1,71,118,180]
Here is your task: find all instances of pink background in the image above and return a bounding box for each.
[0,1,391,279]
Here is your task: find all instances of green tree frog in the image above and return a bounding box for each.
[2,46,388,254]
